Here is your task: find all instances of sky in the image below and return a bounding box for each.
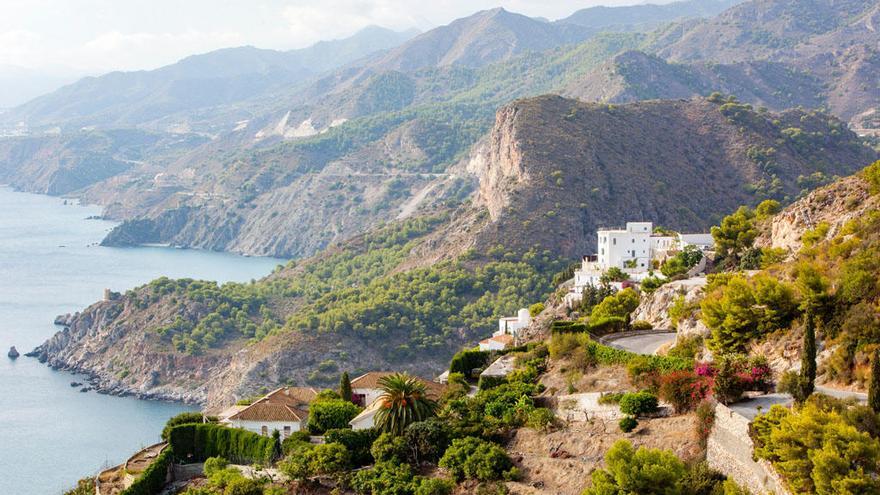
[0,0,676,74]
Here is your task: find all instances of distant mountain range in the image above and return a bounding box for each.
[0,0,877,262]
[2,26,420,131]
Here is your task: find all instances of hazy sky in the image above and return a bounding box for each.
[0,0,674,74]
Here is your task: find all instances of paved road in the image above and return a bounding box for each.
[606,332,677,355]
[728,393,794,420]
[816,385,868,403]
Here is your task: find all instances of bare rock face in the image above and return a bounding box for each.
[468,105,529,221]
[632,278,709,338]
[755,174,877,257]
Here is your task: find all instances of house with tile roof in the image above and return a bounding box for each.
[220,386,318,438]
[350,372,446,407]
[479,333,515,351]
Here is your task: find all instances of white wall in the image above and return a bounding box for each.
[350,411,377,431]
[352,388,383,407]
[479,339,507,351]
[227,419,303,438]
[597,222,653,271]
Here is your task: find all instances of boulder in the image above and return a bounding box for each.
[8,346,19,359]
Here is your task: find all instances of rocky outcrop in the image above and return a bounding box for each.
[755,174,877,257]
[632,278,709,338]
[30,298,225,404]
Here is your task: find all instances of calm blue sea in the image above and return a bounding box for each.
[0,186,285,494]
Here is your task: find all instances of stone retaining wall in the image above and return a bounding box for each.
[707,403,791,495]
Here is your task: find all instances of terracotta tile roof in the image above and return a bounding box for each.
[351,372,446,399]
[228,402,306,422]
[481,334,515,346]
[260,387,318,408]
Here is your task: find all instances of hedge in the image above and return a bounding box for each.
[550,321,588,334]
[449,349,491,377]
[589,340,691,374]
[168,423,277,465]
[119,447,172,495]
[477,375,507,391]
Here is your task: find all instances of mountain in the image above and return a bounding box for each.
[368,8,592,71]
[2,26,419,131]
[559,0,743,31]
[563,50,825,112]
[645,0,879,127]
[30,96,877,407]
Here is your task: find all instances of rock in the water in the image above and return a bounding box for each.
[7,346,19,359]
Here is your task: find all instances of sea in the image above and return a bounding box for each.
[0,186,285,494]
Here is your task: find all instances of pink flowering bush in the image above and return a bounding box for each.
[711,354,774,404]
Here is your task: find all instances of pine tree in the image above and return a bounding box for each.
[798,311,816,402]
[869,348,880,414]
[339,371,352,403]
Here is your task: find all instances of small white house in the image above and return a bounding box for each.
[349,399,384,431]
[220,386,317,439]
[225,402,308,438]
[494,308,531,337]
[350,372,446,408]
[479,333,515,351]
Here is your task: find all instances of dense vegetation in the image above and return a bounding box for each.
[751,397,880,494]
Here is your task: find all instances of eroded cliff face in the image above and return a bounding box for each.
[31,298,228,403]
[755,174,877,257]
[467,105,529,220]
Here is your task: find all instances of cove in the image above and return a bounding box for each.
[0,186,285,495]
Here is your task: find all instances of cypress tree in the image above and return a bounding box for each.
[340,371,352,403]
[869,348,880,414]
[798,311,816,402]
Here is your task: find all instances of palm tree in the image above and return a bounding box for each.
[374,373,438,436]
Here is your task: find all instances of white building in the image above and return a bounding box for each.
[221,386,318,439]
[567,221,712,306]
[494,308,531,338]
[350,372,446,408]
[479,333,515,351]
[349,399,384,431]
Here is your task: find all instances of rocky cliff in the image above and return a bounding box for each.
[29,97,879,408]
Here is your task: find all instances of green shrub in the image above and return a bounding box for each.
[62,479,96,495]
[478,374,507,391]
[325,428,377,466]
[529,303,545,317]
[161,411,205,441]
[449,349,491,378]
[439,437,517,482]
[630,320,653,331]
[414,478,455,495]
[371,432,410,464]
[280,442,351,480]
[526,407,556,431]
[863,160,880,194]
[280,431,311,455]
[405,419,450,464]
[307,399,362,434]
[168,424,277,465]
[351,461,419,494]
[590,288,640,321]
[618,416,638,433]
[203,456,228,477]
[618,391,658,417]
[583,440,687,495]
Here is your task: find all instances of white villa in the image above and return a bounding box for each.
[350,372,446,408]
[348,372,447,430]
[495,308,531,338]
[220,386,318,439]
[567,222,712,305]
[479,333,515,351]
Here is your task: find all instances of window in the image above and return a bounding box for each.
[613,238,617,245]
[283,426,291,438]
[631,239,635,243]
[261,426,268,436]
